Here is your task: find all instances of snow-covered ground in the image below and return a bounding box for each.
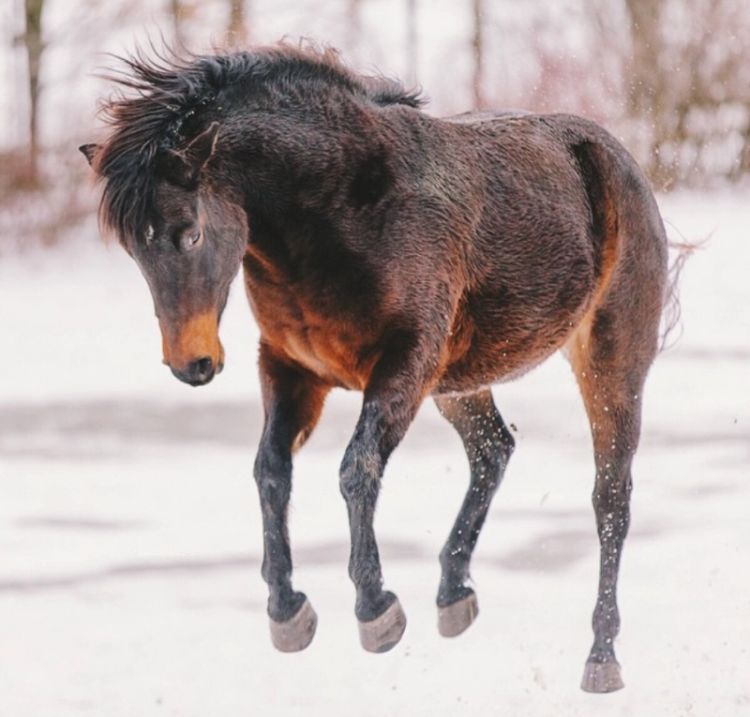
[0,191,748,716]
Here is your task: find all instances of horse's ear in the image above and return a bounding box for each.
[155,122,219,188]
[184,121,220,170]
[79,143,101,169]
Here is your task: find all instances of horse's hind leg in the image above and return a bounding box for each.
[254,346,329,652]
[433,389,515,637]
[570,299,660,692]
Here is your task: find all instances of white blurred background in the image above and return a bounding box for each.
[0,2,748,716]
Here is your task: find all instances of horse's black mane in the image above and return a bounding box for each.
[94,42,425,244]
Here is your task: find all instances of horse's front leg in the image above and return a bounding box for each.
[254,346,330,652]
[339,330,437,653]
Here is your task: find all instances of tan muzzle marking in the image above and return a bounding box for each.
[161,310,223,370]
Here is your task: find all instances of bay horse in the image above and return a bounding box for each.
[80,43,668,693]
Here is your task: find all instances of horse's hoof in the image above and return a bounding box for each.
[438,591,479,638]
[269,598,317,652]
[358,598,407,653]
[580,660,624,693]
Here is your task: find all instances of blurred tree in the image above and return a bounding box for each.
[623,0,663,120]
[622,0,671,183]
[620,0,750,186]
[227,0,249,47]
[22,0,44,184]
[471,0,485,109]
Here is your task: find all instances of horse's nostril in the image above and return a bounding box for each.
[190,356,214,382]
[170,356,218,386]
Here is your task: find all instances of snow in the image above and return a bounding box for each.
[0,190,748,716]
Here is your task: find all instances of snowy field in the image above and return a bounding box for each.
[0,190,748,716]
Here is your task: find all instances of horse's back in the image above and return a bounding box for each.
[443,109,531,125]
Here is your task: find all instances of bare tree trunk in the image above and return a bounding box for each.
[471,0,485,109]
[227,0,248,48]
[737,133,750,179]
[23,0,44,183]
[471,0,485,110]
[405,0,417,86]
[623,0,666,182]
[623,0,663,117]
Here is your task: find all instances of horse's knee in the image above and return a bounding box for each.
[254,445,292,505]
[339,443,382,503]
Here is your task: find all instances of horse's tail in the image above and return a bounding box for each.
[658,235,701,351]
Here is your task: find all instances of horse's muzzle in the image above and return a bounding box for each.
[170,356,224,386]
[160,310,225,387]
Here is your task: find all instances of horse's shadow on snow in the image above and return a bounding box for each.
[0,520,661,597]
[0,395,737,596]
[1,396,747,461]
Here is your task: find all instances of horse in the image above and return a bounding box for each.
[80,43,668,693]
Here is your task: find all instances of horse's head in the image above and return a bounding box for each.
[80,123,247,386]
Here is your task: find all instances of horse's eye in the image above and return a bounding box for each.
[180,229,203,252]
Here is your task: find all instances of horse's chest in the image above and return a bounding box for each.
[245,271,378,390]
[279,321,375,390]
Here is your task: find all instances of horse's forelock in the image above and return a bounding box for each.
[93,41,425,244]
[95,48,193,243]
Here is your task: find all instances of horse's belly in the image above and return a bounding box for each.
[436,340,552,394]
[436,294,589,394]
[436,341,556,394]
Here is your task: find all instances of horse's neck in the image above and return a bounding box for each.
[223,102,381,215]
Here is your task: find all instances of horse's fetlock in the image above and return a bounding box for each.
[438,545,452,569]
[439,546,468,579]
[349,556,382,588]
